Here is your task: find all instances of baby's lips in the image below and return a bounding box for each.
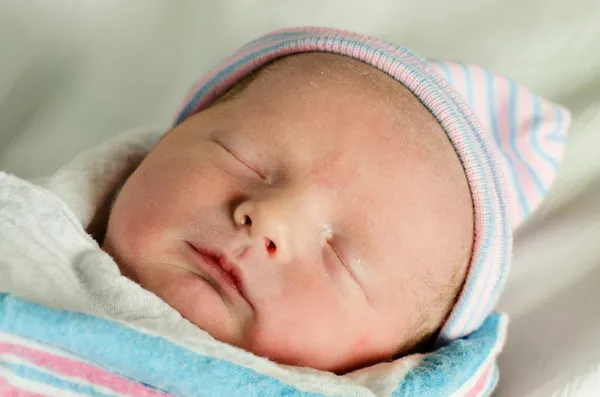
[186,241,251,306]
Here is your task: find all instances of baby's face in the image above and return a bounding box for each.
[103,54,473,373]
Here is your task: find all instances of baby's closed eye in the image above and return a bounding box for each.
[324,239,365,293]
[212,138,266,181]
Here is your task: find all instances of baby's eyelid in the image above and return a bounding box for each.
[328,241,353,274]
[328,241,367,299]
[327,241,344,264]
[214,139,267,181]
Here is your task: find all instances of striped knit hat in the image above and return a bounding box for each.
[172,27,570,346]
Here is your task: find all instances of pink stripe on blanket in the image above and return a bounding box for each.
[0,374,47,397]
[0,342,174,397]
[464,363,493,397]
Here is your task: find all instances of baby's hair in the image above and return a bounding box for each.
[398,255,469,357]
[207,53,471,358]
[211,68,264,106]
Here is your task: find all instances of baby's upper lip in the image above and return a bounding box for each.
[186,241,249,304]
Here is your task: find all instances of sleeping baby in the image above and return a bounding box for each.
[103,52,474,374]
[0,27,569,393]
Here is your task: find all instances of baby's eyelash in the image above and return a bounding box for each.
[327,241,346,268]
[328,241,365,292]
[214,140,267,181]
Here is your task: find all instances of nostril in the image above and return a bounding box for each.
[265,239,276,254]
[243,215,252,225]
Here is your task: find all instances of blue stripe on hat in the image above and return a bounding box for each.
[508,80,545,194]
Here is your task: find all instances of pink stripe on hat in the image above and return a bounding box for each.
[171,27,569,346]
[430,60,570,230]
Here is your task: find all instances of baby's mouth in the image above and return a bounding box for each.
[185,241,248,304]
[154,261,224,295]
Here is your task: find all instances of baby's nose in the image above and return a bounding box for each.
[233,197,311,264]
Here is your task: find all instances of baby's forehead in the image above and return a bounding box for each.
[233,52,444,147]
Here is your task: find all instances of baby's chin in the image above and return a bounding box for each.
[144,267,250,339]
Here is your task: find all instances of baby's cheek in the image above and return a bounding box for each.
[125,217,164,259]
[246,289,359,367]
[352,335,369,353]
[244,315,346,371]
[108,192,165,262]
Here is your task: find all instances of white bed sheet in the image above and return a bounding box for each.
[1,1,599,396]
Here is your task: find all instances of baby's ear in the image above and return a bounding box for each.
[428,60,571,230]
